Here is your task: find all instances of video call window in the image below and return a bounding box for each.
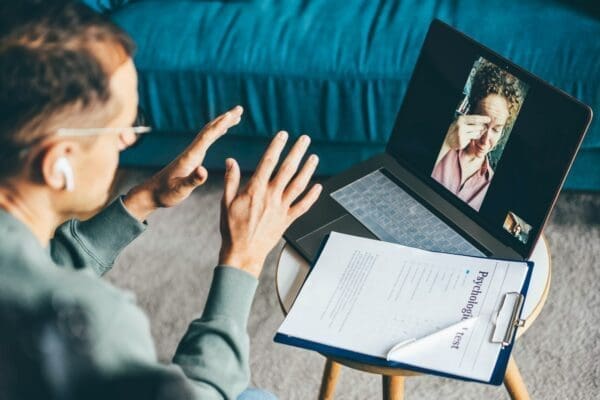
[503,211,532,244]
[431,57,529,212]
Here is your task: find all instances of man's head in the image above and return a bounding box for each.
[466,59,524,159]
[0,0,138,217]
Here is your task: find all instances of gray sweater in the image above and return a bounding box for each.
[0,197,258,399]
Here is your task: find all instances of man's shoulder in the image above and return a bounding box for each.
[0,258,157,364]
[0,255,134,318]
[0,212,157,366]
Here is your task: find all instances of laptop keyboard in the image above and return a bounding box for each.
[330,170,484,257]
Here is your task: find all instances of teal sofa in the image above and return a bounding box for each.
[87,0,599,190]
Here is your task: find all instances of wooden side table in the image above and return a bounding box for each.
[275,237,551,400]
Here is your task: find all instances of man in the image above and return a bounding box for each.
[432,60,524,211]
[0,1,321,399]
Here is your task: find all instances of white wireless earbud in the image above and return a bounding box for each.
[54,157,75,192]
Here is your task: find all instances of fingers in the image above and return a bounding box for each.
[463,127,484,139]
[288,184,323,221]
[190,166,208,186]
[272,135,311,191]
[223,158,240,207]
[458,115,489,142]
[180,105,244,167]
[283,153,319,204]
[461,115,491,125]
[248,131,288,190]
[175,165,208,193]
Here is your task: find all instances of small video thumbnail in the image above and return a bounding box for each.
[503,211,532,244]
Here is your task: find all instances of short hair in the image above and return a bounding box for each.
[0,0,135,179]
[468,58,525,126]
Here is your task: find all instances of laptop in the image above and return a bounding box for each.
[285,19,592,263]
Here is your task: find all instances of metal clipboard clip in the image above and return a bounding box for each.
[491,292,526,348]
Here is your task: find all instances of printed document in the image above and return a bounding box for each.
[277,232,529,382]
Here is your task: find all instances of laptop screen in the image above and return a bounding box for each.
[387,20,591,257]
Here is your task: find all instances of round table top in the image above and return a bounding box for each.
[275,236,551,376]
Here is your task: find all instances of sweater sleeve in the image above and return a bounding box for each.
[173,266,259,400]
[50,196,146,276]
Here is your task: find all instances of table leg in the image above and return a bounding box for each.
[504,356,531,400]
[318,358,342,400]
[382,375,404,400]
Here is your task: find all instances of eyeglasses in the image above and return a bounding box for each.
[57,105,152,144]
[13,107,152,159]
[55,125,152,138]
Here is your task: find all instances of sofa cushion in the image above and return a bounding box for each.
[112,0,598,150]
[82,0,132,12]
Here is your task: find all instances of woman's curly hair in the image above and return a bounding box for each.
[468,59,526,126]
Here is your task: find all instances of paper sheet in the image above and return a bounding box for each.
[277,232,529,382]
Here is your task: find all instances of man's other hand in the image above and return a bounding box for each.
[123,105,244,221]
[219,132,322,278]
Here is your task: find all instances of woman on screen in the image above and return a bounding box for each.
[432,59,526,211]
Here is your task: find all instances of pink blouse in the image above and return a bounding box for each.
[431,149,494,211]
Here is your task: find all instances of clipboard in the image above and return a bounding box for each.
[274,233,535,385]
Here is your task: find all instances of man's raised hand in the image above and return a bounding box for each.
[219,132,322,278]
[123,106,244,221]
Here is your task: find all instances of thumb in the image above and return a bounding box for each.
[223,158,240,207]
[181,165,208,189]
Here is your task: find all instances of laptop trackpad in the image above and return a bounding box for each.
[297,214,376,263]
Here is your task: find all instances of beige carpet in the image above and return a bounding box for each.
[108,168,600,400]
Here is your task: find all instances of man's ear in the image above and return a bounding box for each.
[39,141,76,191]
